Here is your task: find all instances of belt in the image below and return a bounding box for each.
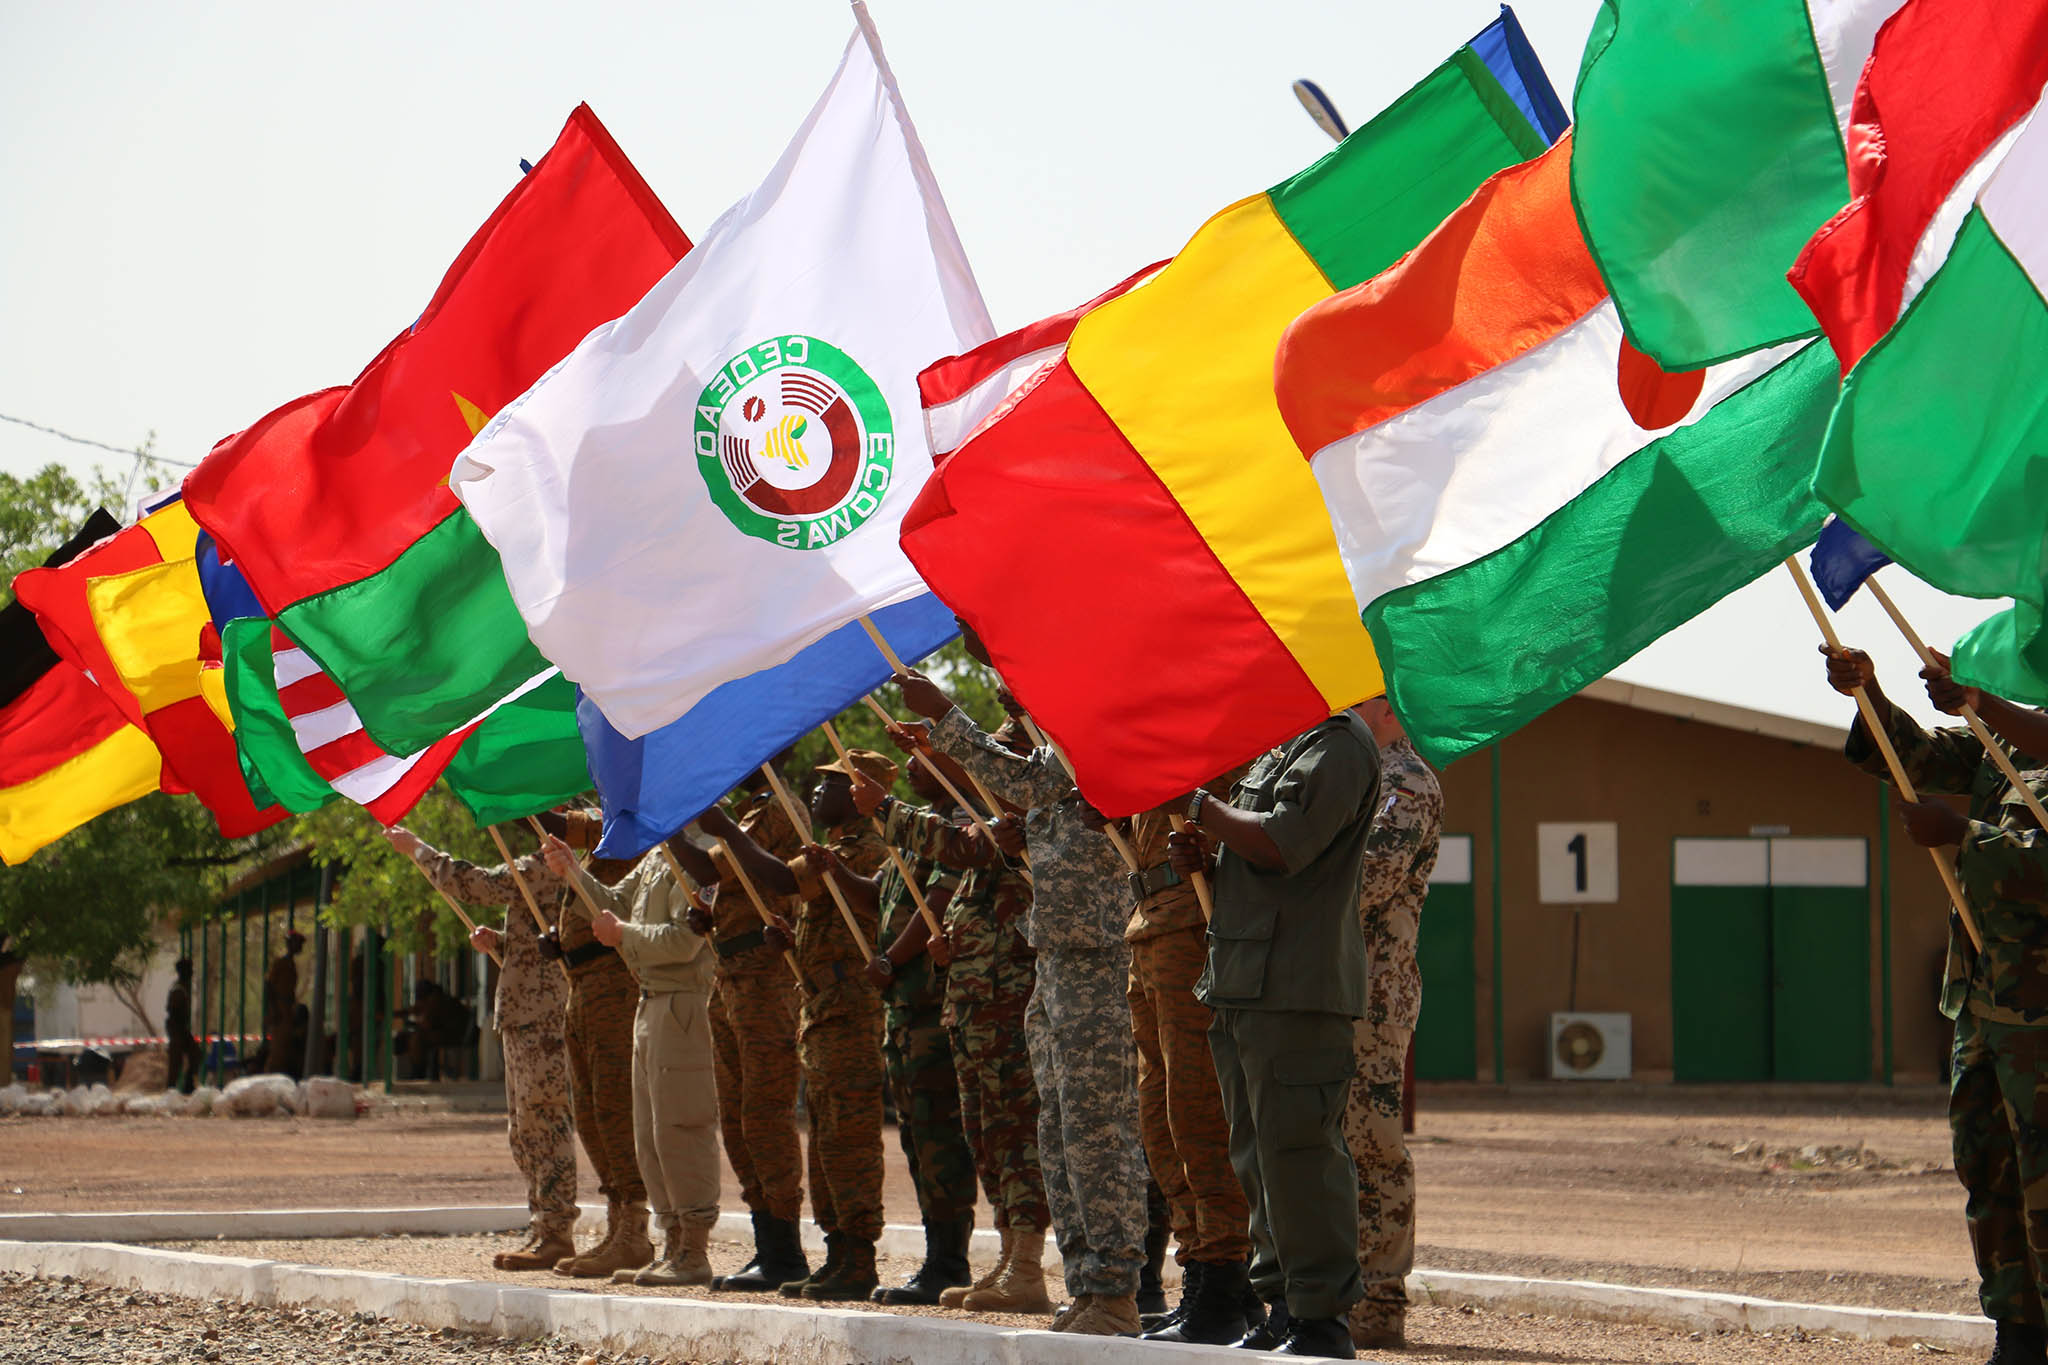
[1126,862,1182,902]
[715,927,768,959]
[563,941,619,970]
[806,959,865,992]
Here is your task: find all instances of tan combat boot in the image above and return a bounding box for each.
[1350,1301,1406,1350]
[1049,1294,1092,1331]
[497,1220,576,1272]
[626,1223,714,1287]
[557,1200,653,1279]
[960,1226,1052,1314]
[941,1227,1011,1309]
[551,1201,620,1277]
[1062,1291,1141,1336]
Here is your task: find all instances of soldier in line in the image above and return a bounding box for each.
[678,769,811,1293]
[894,651,1148,1338]
[1825,646,2048,1365]
[1170,710,1383,1361]
[543,833,720,1287]
[1344,699,1442,1350]
[697,751,894,1301]
[164,958,200,1096]
[261,931,305,1078]
[385,826,577,1272]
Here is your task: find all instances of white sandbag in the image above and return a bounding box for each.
[184,1085,221,1117]
[218,1073,298,1117]
[57,1085,90,1117]
[0,1083,25,1114]
[85,1084,123,1116]
[297,1076,356,1120]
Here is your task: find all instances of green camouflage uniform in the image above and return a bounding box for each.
[790,826,889,1243]
[1850,708,2048,1327]
[874,819,979,1226]
[1343,737,1441,1339]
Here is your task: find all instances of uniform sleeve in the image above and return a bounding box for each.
[413,844,562,915]
[615,866,709,971]
[563,857,630,919]
[1258,728,1381,876]
[932,706,1068,810]
[1846,707,1984,796]
[891,802,996,870]
[1356,786,1426,910]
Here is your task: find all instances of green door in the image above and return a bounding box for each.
[1415,834,1476,1080]
[1671,839,1773,1082]
[1767,838,1870,1083]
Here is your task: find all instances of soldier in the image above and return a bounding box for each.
[676,771,810,1293]
[1121,774,1255,1346]
[385,826,576,1271]
[1171,710,1382,1361]
[698,750,894,1301]
[894,655,1147,1338]
[165,959,200,1096]
[261,931,305,1078]
[544,834,719,1287]
[1826,646,2048,1365]
[1344,699,1442,1350]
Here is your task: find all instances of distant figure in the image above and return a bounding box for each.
[400,979,469,1082]
[262,931,306,1077]
[165,959,200,1094]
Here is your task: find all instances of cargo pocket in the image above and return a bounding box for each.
[1266,1045,1354,1152]
[1204,903,1278,1001]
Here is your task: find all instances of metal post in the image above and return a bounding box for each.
[236,890,248,1075]
[196,916,209,1086]
[303,871,329,1078]
[1490,743,1505,1085]
[216,907,230,1085]
[382,940,396,1092]
[336,924,352,1083]
[260,879,271,1068]
[361,929,379,1093]
[1879,785,1895,1085]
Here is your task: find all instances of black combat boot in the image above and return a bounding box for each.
[1275,1314,1357,1358]
[780,1230,843,1297]
[715,1212,810,1292]
[872,1218,973,1304]
[1140,1258,1204,1334]
[1137,1218,1170,1317]
[1235,1298,1289,1351]
[803,1235,879,1301]
[1987,1320,2048,1365]
[1146,1258,1251,1346]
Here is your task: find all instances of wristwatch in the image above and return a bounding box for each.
[1186,789,1210,824]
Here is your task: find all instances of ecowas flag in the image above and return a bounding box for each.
[451,4,992,739]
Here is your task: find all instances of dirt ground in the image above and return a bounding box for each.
[0,1084,1984,1361]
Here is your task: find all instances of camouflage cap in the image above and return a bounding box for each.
[816,747,899,788]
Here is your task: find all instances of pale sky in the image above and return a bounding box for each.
[0,0,1999,740]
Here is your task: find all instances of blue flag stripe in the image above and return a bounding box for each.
[1471,5,1572,146]
[1810,516,1893,612]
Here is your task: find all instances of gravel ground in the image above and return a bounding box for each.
[0,1266,1956,1364]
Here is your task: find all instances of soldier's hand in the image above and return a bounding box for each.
[536,926,564,961]
[382,825,423,859]
[1076,799,1109,832]
[1898,798,1969,848]
[864,953,895,988]
[894,669,953,721]
[997,687,1028,721]
[468,924,502,956]
[1822,645,1878,697]
[850,770,889,817]
[927,930,954,967]
[1922,649,1983,716]
[591,908,625,947]
[685,902,714,937]
[1167,829,1215,879]
[991,813,1027,859]
[540,834,577,878]
[763,914,794,954]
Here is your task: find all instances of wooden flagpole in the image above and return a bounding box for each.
[758,762,875,961]
[486,824,570,984]
[819,719,944,939]
[700,833,806,987]
[1168,814,1214,922]
[857,693,1031,881]
[525,814,620,934]
[399,858,500,966]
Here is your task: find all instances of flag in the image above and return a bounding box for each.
[1571,0,1911,367]
[900,13,1557,817]
[452,3,991,743]
[1812,107,2048,701]
[0,513,163,863]
[584,594,956,858]
[13,498,282,837]
[438,671,593,827]
[183,105,691,758]
[1277,137,1840,766]
[1810,518,1893,611]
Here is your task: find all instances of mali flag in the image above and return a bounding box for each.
[902,10,1561,815]
[182,104,690,759]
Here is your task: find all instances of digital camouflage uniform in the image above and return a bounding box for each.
[885,799,1048,1234]
[707,792,807,1222]
[412,844,577,1242]
[558,859,646,1210]
[1126,796,1251,1273]
[790,825,890,1243]
[933,706,1146,1300]
[1344,737,1441,1341]
[1850,708,2048,1328]
[874,821,980,1227]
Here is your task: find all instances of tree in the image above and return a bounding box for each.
[293,786,518,955]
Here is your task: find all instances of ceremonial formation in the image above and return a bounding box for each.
[6,0,2048,1361]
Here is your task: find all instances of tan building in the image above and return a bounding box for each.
[1413,679,1954,1086]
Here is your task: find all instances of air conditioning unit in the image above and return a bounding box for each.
[1549,1012,1631,1081]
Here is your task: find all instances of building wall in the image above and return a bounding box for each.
[1434,695,1953,1084]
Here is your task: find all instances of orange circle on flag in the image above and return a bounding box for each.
[1616,337,1705,430]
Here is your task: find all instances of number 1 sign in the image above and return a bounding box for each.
[1537,823,1619,904]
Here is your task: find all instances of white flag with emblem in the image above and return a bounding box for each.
[450,2,992,739]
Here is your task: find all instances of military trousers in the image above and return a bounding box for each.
[1345,1016,1414,1331]
[1027,943,1147,1297]
[1128,926,1251,1266]
[167,1034,202,1094]
[564,955,644,1206]
[502,1019,578,1240]
[950,1001,1047,1231]
[885,995,979,1225]
[796,983,886,1243]
[1952,1010,2048,1325]
[710,965,804,1221]
[634,987,721,1235]
[1209,1006,1362,1321]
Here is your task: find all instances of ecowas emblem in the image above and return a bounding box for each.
[694,335,894,549]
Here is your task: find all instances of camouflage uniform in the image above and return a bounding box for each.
[1344,737,1441,1341]
[790,825,890,1243]
[707,792,806,1222]
[885,800,1048,1234]
[412,844,577,1242]
[1849,708,2048,1329]
[932,706,1146,1300]
[558,861,646,1209]
[1125,796,1250,1274]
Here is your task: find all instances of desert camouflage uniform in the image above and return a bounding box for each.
[873,827,979,1225]
[558,859,646,1208]
[412,844,577,1241]
[1850,708,2048,1327]
[707,791,807,1222]
[1343,737,1441,1338]
[932,706,1145,1298]
[790,826,889,1242]
[1126,797,1251,1271]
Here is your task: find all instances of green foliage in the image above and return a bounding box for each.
[782,638,1008,802]
[0,454,178,592]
